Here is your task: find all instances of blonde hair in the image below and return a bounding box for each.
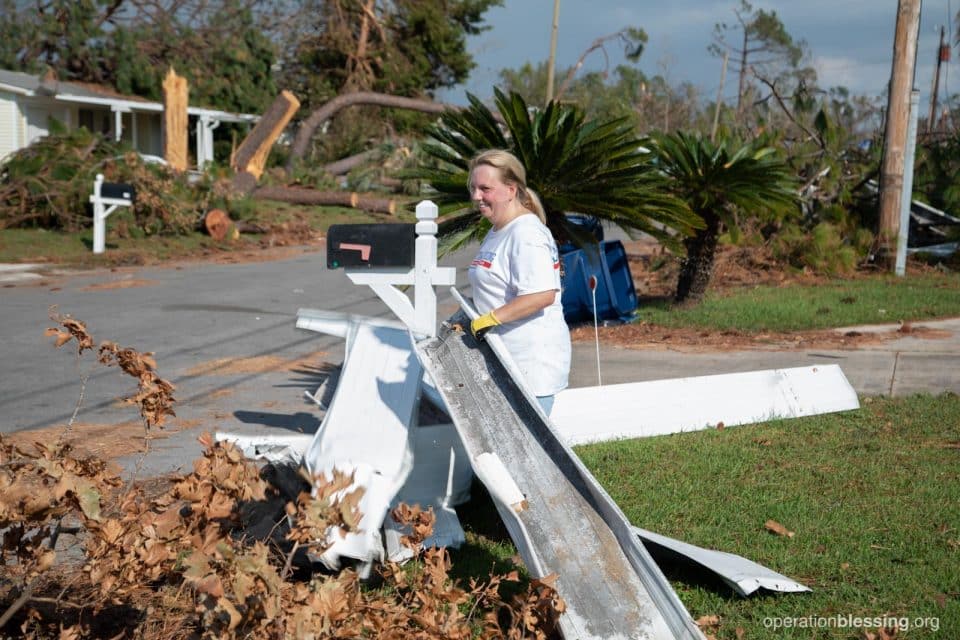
[468,149,546,224]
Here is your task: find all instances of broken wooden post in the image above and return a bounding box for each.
[161,68,189,171]
[231,90,300,192]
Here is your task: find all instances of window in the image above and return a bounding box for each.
[78,109,94,131]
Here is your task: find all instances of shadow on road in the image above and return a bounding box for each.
[233,409,320,433]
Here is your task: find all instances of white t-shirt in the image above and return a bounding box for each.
[467,214,571,396]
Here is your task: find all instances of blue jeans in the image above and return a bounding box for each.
[536,395,555,416]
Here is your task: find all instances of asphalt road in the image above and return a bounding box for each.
[1,247,473,474]
[3,246,958,478]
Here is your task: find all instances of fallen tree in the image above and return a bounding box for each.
[321,148,380,176]
[286,91,461,172]
[252,185,398,215]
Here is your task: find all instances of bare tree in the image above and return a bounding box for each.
[709,0,806,115]
[554,27,646,101]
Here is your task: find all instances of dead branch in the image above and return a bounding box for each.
[0,576,39,629]
[754,73,824,147]
[555,29,642,101]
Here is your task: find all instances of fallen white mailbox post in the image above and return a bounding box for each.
[300,321,420,570]
[216,199,863,638]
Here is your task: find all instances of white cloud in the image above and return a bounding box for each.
[813,55,891,95]
[443,0,957,106]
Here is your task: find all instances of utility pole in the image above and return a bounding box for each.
[545,0,560,103]
[711,51,729,142]
[926,25,948,133]
[877,0,922,268]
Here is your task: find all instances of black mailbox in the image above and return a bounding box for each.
[327,224,416,269]
[101,182,136,202]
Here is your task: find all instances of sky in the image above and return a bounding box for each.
[437,0,958,116]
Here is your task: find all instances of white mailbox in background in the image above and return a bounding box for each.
[89,173,135,254]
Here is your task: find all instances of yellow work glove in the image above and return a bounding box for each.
[470,310,501,341]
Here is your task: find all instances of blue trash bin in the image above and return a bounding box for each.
[560,240,637,324]
[558,214,604,254]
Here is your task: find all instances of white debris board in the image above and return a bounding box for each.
[552,365,859,445]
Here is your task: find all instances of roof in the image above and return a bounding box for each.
[0,68,149,101]
[0,68,258,123]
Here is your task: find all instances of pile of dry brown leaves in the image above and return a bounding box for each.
[1,313,563,639]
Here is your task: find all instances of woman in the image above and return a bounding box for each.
[466,149,571,416]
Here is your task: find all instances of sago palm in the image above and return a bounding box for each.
[647,130,798,304]
[406,88,700,255]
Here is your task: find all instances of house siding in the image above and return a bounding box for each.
[1,69,256,167]
[21,97,71,145]
[0,90,20,161]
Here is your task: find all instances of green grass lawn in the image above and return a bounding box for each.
[454,393,960,638]
[639,273,960,331]
[0,201,411,267]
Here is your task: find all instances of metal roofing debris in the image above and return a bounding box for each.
[635,528,811,597]
[415,289,705,640]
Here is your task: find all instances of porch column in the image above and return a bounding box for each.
[195,114,219,169]
[113,108,123,142]
[195,115,205,169]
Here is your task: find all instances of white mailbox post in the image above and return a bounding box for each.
[89,173,134,254]
[343,200,456,338]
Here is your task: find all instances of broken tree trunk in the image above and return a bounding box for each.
[162,68,189,171]
[322,149,379,176]
[231,90,301,192]
[252,186,397,215]
[286,92,461,173]
[379,177,404,191]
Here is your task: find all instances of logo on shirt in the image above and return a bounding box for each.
[470,251,496,269]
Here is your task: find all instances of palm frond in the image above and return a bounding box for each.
[437,211,488,254]
[648,130,798,226]
[408,90,702,255]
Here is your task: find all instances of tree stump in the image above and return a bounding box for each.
[203,208,232,241]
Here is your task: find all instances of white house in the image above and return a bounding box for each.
[0,68,259,168]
